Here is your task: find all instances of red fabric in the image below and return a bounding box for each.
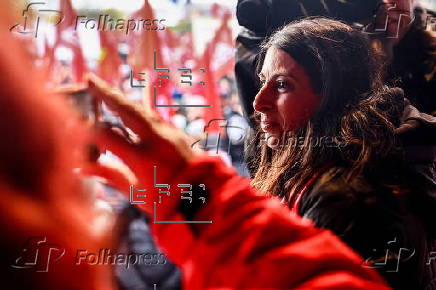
[151,156,390,289]
[192,13,233,133]
[127,0,161,73]
[71,43,86,83]
[127,1,174,120]
[43,37,56,82]
[0,6,113,288]
[209,12,235,80]
[197,44,223,133]
[97,30,122,86]
[55,0,87,83]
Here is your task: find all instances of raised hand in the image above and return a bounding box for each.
[87,73,202,215]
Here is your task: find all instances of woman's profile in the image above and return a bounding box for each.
[250,17,432,290]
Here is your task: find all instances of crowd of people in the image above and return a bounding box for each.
[1,0,436,289]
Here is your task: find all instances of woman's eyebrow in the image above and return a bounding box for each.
[259,72,297,82]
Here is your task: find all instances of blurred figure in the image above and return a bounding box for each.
[184,95,206,140]
[171,107,188,130]
[0,6,113,290]
[384,4,436,115]
[223,94,250,176]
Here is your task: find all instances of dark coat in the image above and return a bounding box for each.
[388,27,436,116]
[297,103,436,290]
[110,196,181,290]
[298,165,430,290]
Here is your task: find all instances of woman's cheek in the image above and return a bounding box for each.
[282,94,320,131]
[281,97,309,131]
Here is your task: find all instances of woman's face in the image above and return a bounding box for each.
[253,47,321,149]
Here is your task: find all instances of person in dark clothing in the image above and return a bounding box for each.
[235,0,382,126]
[386,7,436,116]
[369,6,436,287]
[249,17,434,289]
[235,0,387,178]
[114,202,181,290]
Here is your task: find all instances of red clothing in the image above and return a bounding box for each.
[150,156,390,289]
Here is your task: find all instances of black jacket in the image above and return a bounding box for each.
[298,165,430,290]
[297,103,436,290]
[388,27,436,116]
[112,198,181,290]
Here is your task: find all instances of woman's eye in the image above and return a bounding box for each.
[276,80,292,91]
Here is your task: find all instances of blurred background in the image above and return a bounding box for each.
[4,0,436,177]
[6,0,250,176]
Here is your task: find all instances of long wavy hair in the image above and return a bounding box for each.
[249,18,405,206]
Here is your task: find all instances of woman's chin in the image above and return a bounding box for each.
[263,133,283,150]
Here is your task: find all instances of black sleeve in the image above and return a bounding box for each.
[298,167,427,290]
[298,167,367,244]
[115,204,181,290]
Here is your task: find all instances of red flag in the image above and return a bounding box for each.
[180,32,194,67]
[127,0,162,74]
[190,11,234,133]
[209,12,235,80]
[56,0,77,38]
[71,43,86,83]
[128,1,173,120]
[97,30,122,86]
[43,37,56,83]
[55,0,86,83]
[196,43,223,133]
[159,29,195,96]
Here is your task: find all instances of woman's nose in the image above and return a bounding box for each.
[253,84,272,113]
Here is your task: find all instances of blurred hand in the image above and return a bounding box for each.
[86,74,201,214]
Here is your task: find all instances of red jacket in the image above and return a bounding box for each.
[149,155,390,289]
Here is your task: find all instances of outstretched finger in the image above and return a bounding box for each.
[52,84,88,96]
[93,125,146,174]
[81,162,137,193]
